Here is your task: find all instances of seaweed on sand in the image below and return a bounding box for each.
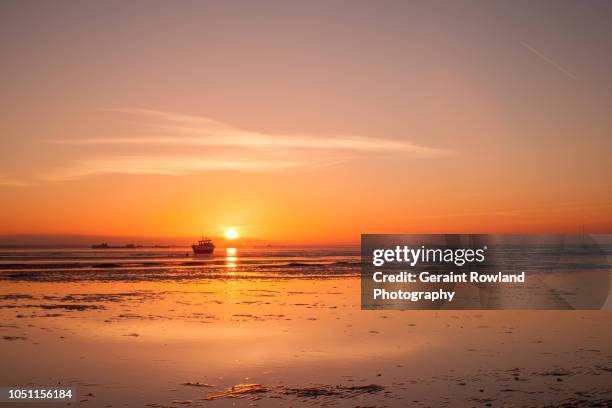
[283,384,385,398]
[201,384,270,400]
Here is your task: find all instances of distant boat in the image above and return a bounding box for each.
[192,236,215,254]
[91,243,109,249]
[91,243,138,249]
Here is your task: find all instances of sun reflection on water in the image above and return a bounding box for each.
[226,247,238,269]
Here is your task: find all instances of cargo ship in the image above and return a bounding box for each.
[91,243,138,249]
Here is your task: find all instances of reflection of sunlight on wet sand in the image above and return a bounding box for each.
[10,279,427,364]
[2,278,612,408]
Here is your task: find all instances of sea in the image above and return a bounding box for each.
[0,246,362,282]
[0,241,610,283]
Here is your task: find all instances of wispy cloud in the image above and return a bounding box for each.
[0,174,28,187]
[52,109,447,155]
[41,109,448,180]
[522,42,576,80]
[418,201,612,220]
[42,156,313,181]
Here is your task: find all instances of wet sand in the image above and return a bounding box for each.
[1,276,611,407]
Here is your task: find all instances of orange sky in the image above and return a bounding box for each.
[1,1,611,244]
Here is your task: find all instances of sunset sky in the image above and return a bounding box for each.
[1,1,611,244]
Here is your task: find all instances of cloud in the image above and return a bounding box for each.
[42,109,449,180]
[53,109,447,154]
[0,174,28,187]
[42,156,314,181]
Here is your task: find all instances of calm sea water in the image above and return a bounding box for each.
[0,246,361,281]
[0,242,610,282]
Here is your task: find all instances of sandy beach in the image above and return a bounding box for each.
[1,247,610,407]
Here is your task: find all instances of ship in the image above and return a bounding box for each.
[192,235,215,254]
[91,243,109,249]
[91,243,138,249]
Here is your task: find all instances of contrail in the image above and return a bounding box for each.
[522,41,576,79]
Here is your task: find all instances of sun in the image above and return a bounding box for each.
[225,228,239,240]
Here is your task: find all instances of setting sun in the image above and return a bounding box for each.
[225,228,239,240]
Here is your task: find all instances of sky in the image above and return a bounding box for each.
[1,0,611,244]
